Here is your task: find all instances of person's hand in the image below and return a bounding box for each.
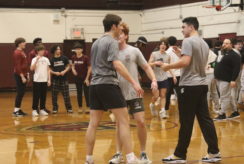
[60,71,65,76]
[155,61,163,66]
[84,79,90,86]
[55,72,61,76]
[21,76,27,84]
[73,70,78,76]
[172,46,181,55]
[151,80,158,91]
[36,56,41,61]
[161,63,170,72]
[173,77,177,84]
[47,80,51,87]
[230,81,236,88]
[132,82,144,97]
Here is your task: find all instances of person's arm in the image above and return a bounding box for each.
[141,64,157,90]
[71,63,78,76]
[30,56,40,71]
[85,66,92,86]
[230,54,241,88]
[60,64,71,76]
[113,60,144,96]
[148,53,159,67]
[48,67,51,86]
[14,52,27,83]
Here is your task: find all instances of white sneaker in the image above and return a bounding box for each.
[159,110,168,119]
[162,154,186,163]
[32,110,39,117]
[149,103,157,117]
[109,153,123,164]
[40,109,49,116]
[202,152,221,163]
[127,157,140,164]
[140,152,152,164]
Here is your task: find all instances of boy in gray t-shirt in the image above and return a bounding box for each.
[109,22,157,164]
[161,17,220,164]
[85,14,143,164]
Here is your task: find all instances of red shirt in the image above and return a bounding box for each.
[28,49,49,65]
[71,55,90,80]
[13,49,28,76]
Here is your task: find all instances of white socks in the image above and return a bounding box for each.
[86,155,94,163]
[14,108,20,112]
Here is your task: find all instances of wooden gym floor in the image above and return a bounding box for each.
[0,89,244,164]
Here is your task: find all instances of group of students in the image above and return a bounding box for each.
[12,38,91,117]
[12,13,244,164]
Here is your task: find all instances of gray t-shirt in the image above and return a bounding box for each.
[179,35,209,86]
[90,35,119,85]
[151,51,170,82]
[118,45,147,100]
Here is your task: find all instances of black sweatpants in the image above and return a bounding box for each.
[32,82,48,110]
[75,77,89,108]
[14,74,27,108]
[174,85,219,159]
[165,76,180,110]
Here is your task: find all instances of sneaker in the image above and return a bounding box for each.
[67,109,73,114]
[213,114,226,121]
[127,158,140,164]
[40,109,49,116]
[202,152,221,163]
[85,161,94,164]
[228,111,240,119]
[140,152,152,164]
[12,110,27,117]
[109,153,123,164]
[52,109,58,114]
[44,108,51,114]
[149,103,157,117]
[159,110,168,119]
[32,110,39,117]
[162,155,186,163]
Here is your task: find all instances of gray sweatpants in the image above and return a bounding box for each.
[206,74,220,110]
[217,80,237,115]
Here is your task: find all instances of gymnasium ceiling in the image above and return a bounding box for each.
[0,0,207,10]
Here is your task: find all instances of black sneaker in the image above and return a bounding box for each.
[52,109,58,114]
[202,152,221,163]
[213,114,226,121]
[162,154,186,163]
[13,110,27,117]
[228,111,240,119]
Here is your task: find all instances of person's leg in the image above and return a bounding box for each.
[196,86,219,154]
[133,111,147,152]
[14,74,27,109]
[174,86,198,159]
[216,80,231,117]
[52,79,59,112]
[159,88,167,109]
[165,78,174,111]
[230,87,238,112]
[61,80,72,111]
[210,78,220,111]
[32,82,40,111]
[206,74,213,109]
[75,78,83,108]
[150,88,159,117]
[39,82,48,110]
[84,83,90,108]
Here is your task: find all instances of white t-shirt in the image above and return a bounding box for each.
[31,56,50,82]
[166,47,181,77]
[206,50,217,75]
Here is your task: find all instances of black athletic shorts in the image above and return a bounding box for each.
[157,80,169,89]
[89,84,127,111]
[126,98,144,115]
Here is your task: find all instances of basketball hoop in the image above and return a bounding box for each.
[203,0,231,11]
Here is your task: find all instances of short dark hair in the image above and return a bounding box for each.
[214,40,223,47]
[103,14,122,32]
[167,36,177,46]
[160,37,169,50]
[205,39,213,49]
[182,17,199,30]
[15,37,26,47]
[33,37,42,45]
[232,38,243,45]
[50,45,60,54]
[35,44,45,52]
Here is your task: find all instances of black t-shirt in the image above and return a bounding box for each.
[50,55,69,80]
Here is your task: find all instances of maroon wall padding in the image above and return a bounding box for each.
[0,35,243,89]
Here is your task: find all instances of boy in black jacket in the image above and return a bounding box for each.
[214,39,241,121]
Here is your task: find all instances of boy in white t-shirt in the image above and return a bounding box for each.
[30,44,51,117]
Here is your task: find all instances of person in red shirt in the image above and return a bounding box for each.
[28,38,49,65]
[13,37,29,117]
[71,43,91,114]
